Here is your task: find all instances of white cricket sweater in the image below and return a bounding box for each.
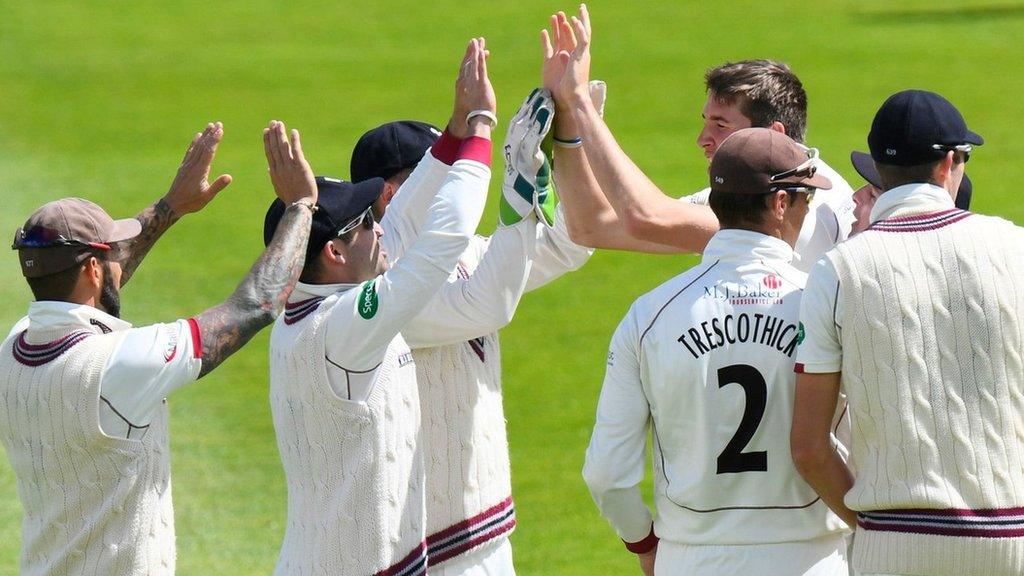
[0,324,175,576]
[269,299,425,576]
[822,187,1024,576]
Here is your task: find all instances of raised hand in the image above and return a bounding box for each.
[500,89,556,227]
[163,122,233,217]
[263,120,317,206]
[559,4,593,106]
[541,12,576,95]
[449,37,497,139]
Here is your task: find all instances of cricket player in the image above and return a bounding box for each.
[849,150,972,234]
[540,6,855,270]
[792,90,1024,576]
[0,120,317,575]
[346,88,592,573]
[584,128,850,576]
[265,39,512,576]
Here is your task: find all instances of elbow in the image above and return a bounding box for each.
[790,435,828,479]
[622,206,658,240]
[582,458,618,497]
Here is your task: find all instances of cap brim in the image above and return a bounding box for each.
[108,217,142,243]
[804,172,833,190]
[851,151,883,190]
[964,129,984,146]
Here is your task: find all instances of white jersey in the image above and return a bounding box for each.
[269,156,489,576]
[380,146,592,569]
[584,230,848,558]
[0,303,200,576]
[682,155,855,272]
[798,183,1024,576]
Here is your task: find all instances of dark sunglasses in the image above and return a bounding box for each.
[767,186,816,204]
[335,207,375,237]
[932,143,972,164]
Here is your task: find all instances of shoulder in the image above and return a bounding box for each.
[632,260,720,325]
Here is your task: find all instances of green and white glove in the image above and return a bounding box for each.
[501,88,556,227]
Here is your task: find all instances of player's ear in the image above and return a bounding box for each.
[82,256,103,290]
[768,121,786,136]
[323,238,346,265]
[766,190,788,221]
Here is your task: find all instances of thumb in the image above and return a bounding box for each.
[208,174,233,196]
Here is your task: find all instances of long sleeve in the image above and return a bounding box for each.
[324,158,490,370]
[402,216,536,349]
[525,203,594,292]
[379,147,453,262]
[583,308,655,544]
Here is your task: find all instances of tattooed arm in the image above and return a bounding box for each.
[119,122,233,286]
[192,120,318,378]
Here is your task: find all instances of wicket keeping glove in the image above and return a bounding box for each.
[501,88,556,227]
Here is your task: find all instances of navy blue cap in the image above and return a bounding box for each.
[350,120,442,183]
[263,176,385,260]
[851,150,973,209]
[868,90,983,167]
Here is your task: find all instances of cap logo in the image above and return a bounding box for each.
[886,148,897,156]
[714,176,725,184]
[430,128,442,137]
[24,259,34,268]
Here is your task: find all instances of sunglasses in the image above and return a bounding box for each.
[12,229,126,260]
[768,186,816,204]
[335,206,375,237]
[932,143,972,164]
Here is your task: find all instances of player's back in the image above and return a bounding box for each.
[632,230,845,545]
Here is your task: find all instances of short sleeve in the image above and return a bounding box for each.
[795,258,842,373]
[100,319,203,429]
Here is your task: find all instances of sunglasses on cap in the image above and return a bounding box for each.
[769,147,820,183]
[932,143,972,163]
[334,206,375,237]
[12,228,128,261]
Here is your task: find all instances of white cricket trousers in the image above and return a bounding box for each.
[430,539,515,576]
[654,533,849,576]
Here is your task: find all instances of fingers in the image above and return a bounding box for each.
[262,125,275,169]
[265,120,284,169]
[197,122,223,167]
[557,13,576,51]
[579,3,591,35]
[290,129,306,164]
[208,174,233,195]
[476,37,488,82]
[274,120,292,162]
[571,16,589,49]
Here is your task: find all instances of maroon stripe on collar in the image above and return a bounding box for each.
[13,330,93,367]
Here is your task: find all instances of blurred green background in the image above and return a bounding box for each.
[2,1,1023,573]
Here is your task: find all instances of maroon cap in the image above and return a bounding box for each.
[12,198,142,278]
[709,128,832,195]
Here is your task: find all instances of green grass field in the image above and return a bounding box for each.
[2,1,1024,573]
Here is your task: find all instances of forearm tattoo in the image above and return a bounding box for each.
[121,198,179,287]
[193,204,312,378]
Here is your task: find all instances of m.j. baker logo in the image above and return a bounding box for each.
[704,279,783,305]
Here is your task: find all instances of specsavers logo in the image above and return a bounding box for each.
[358,280,379,319]
[797,322,805,345]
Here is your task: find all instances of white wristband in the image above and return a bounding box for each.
[466,109,498,128]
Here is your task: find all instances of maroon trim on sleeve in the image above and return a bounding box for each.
[431,129,463,165]
[187,318,203,358]
[623,526,658,554]
[457,136,492,166]
[794,362,805,373]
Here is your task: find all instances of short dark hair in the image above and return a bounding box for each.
[874,159,943,191]
[705,60,808,142]
[708,191,773,229]
[25,260,87,301]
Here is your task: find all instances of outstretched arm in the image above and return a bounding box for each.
[192,121,317,378]
[552,6,717,253]
[119,123,233,286]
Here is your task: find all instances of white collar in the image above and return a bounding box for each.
[291,281,361,301]
[26,301,132,334]
[702,229,794,264]
[870,182,955,224]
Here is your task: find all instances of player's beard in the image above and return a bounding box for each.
[99,260,121,318]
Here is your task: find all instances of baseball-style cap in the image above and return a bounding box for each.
[850,150,973,209]
[349,120,442,183]
[12,198,142,278]
[868,89,983,166]
[709,128,832,195]
[263,176,385,260]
